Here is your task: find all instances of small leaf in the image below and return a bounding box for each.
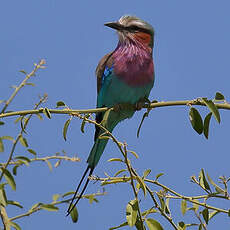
[203,113,212,139]
[114,169,127,177]
[40,204,59,211]
[25,82,35,86]
[19,70,27,74]
[36,113,43,120]
[0,188,7,206]
[43,108,51,119]
[0,121,4,125]
[54,160,61,168]
[155,173,164,181]
[136,176,146,196]
[63,119,71,141]
[101,178,130,185]
[202,98,220,123]
[108,158,123,163]
[141,208,157,217]
[80,114,90,133]
[45,160,52,171]
[143,169,151,178]
[7,200,23,208]
[215,92,225,101]
[62,191,74,197]
[1,136,14,142]
[146,218,164,230]
[202,208,209,225]
[12,166,19,176]
[126,199,138,227]
[0,168,16,191]
[209,210,219,220]
[27,148,37,156]
[14,156,31,165]
[10,221,21,230]
[199,169,211,191]
[70,206,79,223]
[109,222,128,230]
[0,138,4,152]
[52,194,60,202]
[181,199,187,216]
[206,173,225,194]
[101,108,112,128]
[14,116,23,124]
[189,107,203,134]
[56,101,66,107]
[19,136,28,147]
[128,150,139,159]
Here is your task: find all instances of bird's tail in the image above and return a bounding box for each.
[66,166,94,216]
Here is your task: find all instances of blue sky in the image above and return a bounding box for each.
[1,0,230,229]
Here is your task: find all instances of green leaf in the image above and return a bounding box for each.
[7,200,23,208]
[143,169,151,178]
[155,173,164,181]
[141,208,157,217]
[0,188,7,206]
[12,165,19,176]
[40,204,59,211]
[108,158,123,163]
[203,113,212,139]
[27,148,37,156]
[178,222,185,230]
[19,70,27,74]
[101,178,130,186]
[63,119,71,141]
[62,191,74,197]
[201,98,220,123]
[45,160,52,171]
[101,108,112,128]
[14,116,23,124]
[206,173,225,194]
[52,194,60,202]
[0,121,4,125]
[80,114,90,133]
[181,199,187,216]
[128,150,139,159]
[114,169,127,177]
[136,176,146,196]
[0,138,4,152]
[54,160,61,168]
[56,101,66,107]
[1,168,16,191]
[209,210,219,220]
[14,156,31,165]
[19,136,28,147]
[215,92,225,101]
[146,218,164,230]
[189,107,203,134]
[199,169,211,191]
[70,206,79,223]
[202,208,209,225]
[1,136,14,142]
[126,199,138,227]
[36,113,43,120]
[10,221,21,230]
[109,221,128,230]
[43,108,51,119]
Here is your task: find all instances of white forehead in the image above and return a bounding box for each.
[118,15,146,27]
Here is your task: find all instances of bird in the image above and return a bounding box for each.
[67,15,155,215]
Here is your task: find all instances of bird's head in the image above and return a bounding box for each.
[105,15,154,48]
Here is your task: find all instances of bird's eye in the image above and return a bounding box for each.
[128,25,140,31]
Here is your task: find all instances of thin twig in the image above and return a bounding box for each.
[0,59,46,114]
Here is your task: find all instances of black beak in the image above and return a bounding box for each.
[104,22,124,31]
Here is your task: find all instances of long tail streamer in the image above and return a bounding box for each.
[66,166,94,216]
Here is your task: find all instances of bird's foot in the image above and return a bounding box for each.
[135,97,151,111]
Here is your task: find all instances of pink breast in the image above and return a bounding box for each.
[112,44,154,87]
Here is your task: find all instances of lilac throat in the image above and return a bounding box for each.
[112,41,154,87]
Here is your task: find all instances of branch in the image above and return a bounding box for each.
[0,59,46,114]
[1,99,230,119]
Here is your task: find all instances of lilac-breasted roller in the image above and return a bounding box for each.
[67,15,154,215]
